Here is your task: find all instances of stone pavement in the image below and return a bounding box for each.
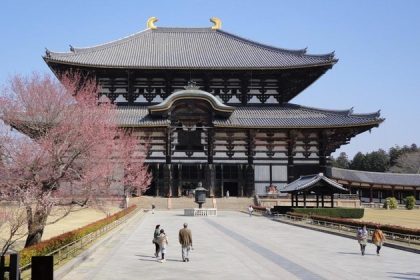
[58,210,420,280]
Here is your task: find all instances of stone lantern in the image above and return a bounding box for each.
[194,182,208,209]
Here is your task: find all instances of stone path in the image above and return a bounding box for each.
[58,210,420,280]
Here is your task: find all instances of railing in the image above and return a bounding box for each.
[272,214,420,247]
[19,207,139,278]
[184,208,217,216]
[333,194,359,200]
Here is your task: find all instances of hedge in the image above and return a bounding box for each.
[286,212,420,236]
[292,208,364,219]
[19,205,136,267]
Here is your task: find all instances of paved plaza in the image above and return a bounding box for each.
[58,210,420,280]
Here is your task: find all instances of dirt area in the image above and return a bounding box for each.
[1,204,121,251]
[359,208,420,229]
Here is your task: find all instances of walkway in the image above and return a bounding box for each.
[58,210,420,280]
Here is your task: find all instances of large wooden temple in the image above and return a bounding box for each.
[44,18,383,197]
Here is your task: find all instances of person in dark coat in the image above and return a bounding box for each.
[153,224,160,258]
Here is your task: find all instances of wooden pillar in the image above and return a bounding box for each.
[163,164,173,197]
[318,132,327,174]
[177,164,182,197]
[287,131,296,183]
[221,164,224,197]
[391,186,395,197]
[238,165,244,197]
[316,194,319,207]
[245,164,255,196]
[369,186,373,203]
[291,193,294,207]
[303,192,307,208]
[331,193,334,208]
[155,164,160,197]
[321,194,325,207]
[205,164,216,197]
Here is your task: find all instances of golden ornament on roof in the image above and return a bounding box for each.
[210,17,222,30]
[147,17,158,30]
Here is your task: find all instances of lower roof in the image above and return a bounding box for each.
[327,167,420,187]
[115,103,383,129]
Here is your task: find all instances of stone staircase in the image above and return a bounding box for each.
[132,196,253,211]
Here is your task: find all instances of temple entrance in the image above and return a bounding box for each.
[224,182,238,197]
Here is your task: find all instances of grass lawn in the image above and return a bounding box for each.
[358,208,420,229]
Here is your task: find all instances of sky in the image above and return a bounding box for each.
[1,0,419,158]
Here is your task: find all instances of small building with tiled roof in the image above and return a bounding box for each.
[44,17,383,197]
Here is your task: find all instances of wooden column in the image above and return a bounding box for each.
[287,131,296,183]
[205,164,216,197]
[291,194,294,207]
[303,192,307,208]
[163,164,173,197]
[318,132,327,174]
[331,193,334,208]
[369,186,373,203]
[177,164,182,197]
[316,194,319,207]
[245,129,255,196]
[321,194,325,207]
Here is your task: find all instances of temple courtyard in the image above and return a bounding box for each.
[58,210,420,280]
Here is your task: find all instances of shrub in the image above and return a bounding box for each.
[19,205,136,267]
[292,208,364,219]
[383,197,398,209]
[405,196,416,210]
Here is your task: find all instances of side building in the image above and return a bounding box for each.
[44,18,383,197]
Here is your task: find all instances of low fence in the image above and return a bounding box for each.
[272,214,420,247]
[19,206,139,279]
[184,208,217,216]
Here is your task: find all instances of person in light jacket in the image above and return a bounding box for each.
[372,225,386,256]
[157,229,168,263]
[356,225,368,256]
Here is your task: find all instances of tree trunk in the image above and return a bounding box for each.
[24,206,50,248]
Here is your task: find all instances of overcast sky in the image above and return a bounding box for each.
[1,0,419,157]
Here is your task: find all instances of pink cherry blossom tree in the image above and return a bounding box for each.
[0,73,150,247]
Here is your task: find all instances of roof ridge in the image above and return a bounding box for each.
[290,103,381,119]
[331,167,420,176]
[49,28,152,56]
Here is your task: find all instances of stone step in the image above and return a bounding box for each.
[133,196,253,211]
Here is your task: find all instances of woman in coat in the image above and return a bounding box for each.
[357,225,368,256]
[157,228,169,263]
[372,225,386,256]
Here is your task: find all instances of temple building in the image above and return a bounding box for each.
[44,17,383,197]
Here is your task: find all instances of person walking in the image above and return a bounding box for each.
[153,224,160,258]
[372,225,385,256]
[248,205,254,217]
[157,228,168,263]
[179,223,193,262]
[151,204,155,214]
[357,225,368,256]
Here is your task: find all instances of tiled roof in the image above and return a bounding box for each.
[282,173,347,193]
[327,167,420,187]
[44,27,336,69]
[115,103,383,128]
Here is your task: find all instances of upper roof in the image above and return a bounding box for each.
[115,103,383,128]
[282,173,348,193]
[44,27,337,70]
[327,167,420,187]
